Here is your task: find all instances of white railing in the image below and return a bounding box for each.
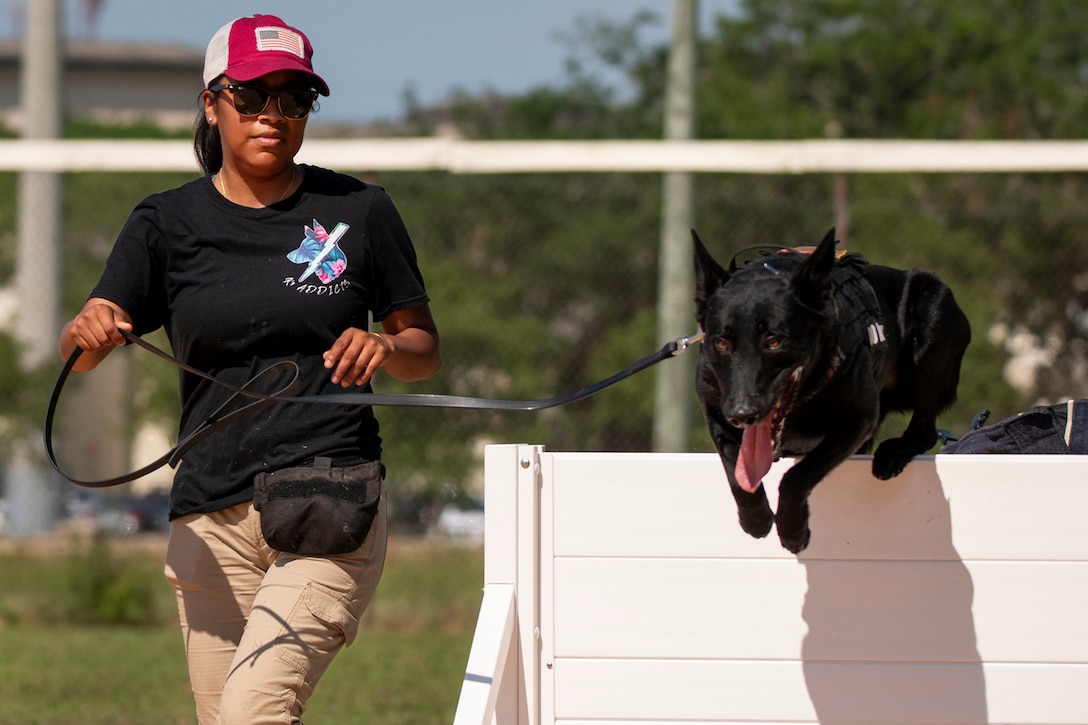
[2,138,1088,173]
[454,444,1088,725]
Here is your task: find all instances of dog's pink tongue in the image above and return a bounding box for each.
[736,419,774,493]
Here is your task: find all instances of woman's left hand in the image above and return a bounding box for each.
[323,327,393,387]
[324,305,440,387]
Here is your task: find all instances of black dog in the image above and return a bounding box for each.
[693,228,970,553]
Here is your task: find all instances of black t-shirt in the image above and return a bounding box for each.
[91,165,429,519]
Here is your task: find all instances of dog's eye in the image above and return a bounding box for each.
[765,336,782,350]
[714,338,731,353]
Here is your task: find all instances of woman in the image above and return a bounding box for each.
[59,15,440,724]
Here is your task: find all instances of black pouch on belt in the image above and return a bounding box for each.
[253,457,383,556]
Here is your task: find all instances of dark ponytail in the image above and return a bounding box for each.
[193,85,225,175]
[193,110,222,175]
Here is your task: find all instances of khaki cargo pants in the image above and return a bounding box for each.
[164,493,387,724]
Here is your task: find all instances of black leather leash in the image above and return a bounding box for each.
[45,328,704,488]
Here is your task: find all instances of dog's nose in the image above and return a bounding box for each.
[727,407,760,428]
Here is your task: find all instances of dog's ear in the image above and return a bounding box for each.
[692,229,729,323]
[791,227,837,310]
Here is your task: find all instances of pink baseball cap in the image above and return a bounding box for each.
[203,15,330,96]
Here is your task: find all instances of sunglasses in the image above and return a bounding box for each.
[209,83,318,120]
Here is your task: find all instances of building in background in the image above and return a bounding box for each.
[0,39,203,132]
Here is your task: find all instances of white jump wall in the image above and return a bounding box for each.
[454,447,1088,725]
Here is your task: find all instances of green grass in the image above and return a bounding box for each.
[0,534,483,724]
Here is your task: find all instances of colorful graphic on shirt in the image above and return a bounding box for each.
[287,220,349,283]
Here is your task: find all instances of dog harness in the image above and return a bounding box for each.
[748,247,890,402]
[824,251,889,366]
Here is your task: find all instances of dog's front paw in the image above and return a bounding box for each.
[778,526,811,554]
[775,503,811,554]
[738,504,775,539]
[872,437,920,479]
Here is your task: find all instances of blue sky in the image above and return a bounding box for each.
[3,0,738,123]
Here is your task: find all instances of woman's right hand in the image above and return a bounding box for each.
[60,298,134,371]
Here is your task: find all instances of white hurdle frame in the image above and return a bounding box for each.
[454,444,1088,725]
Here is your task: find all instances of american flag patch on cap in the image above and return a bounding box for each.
[255,26,305,58]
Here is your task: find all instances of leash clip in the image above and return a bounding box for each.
[673,331,705,355]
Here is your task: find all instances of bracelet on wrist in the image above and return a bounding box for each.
[371,332,393,354]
